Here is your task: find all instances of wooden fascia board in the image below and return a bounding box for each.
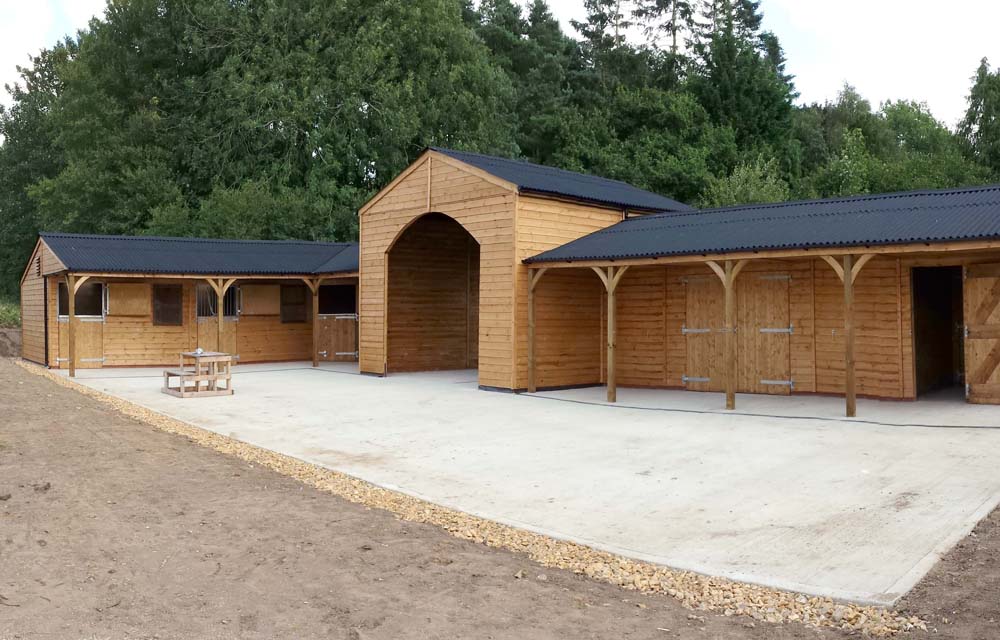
[523,238,1000,269]
[18,238,43,285]
[20,238,67,284]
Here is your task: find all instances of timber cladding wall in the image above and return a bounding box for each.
[359,153,517,387]
[513,197,623,389]
[532,257,917,399]
[387,214,480,372]
[44,277,320,367]
[20,241,64,365]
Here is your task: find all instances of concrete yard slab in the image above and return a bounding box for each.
[64,363,1000,606]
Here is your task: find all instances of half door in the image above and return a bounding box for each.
[963,263,1000,403]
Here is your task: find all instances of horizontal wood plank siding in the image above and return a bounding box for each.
[533,268,602,388]
[360,153,516,387]
[535,257,919,400]
[19,247,45,364]
[514,196,622,388]
[44,278,348,368]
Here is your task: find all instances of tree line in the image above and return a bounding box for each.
[1,0,999,296]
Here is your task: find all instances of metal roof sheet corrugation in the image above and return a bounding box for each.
[40,233,359,275]
[430,147,693,212]
[525,184,1000,263]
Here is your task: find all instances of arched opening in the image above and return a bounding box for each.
[386,213,480,373]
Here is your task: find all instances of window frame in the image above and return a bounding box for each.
[57,281,107,319]
[280,284,309,324]
[318,284,357,316]
[152,284,184,327]
[196,284,241,319]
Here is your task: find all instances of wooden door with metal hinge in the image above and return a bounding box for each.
[963,263,1000,403]
[682,275,725,392]
[317,313,358,362]
[737,273,793,395]
[58,316,104,368]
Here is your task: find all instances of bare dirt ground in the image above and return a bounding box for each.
[0,358,995,639]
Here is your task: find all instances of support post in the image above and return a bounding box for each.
[607,268,616,402]
[592,265,629,402]
[706,259,747,410]
[304,278,320,368]
[820,253,872,417]
[723,260,737,410]
[843,254,856,417]
[215,279,225,352]
[527,268,547,393]
[206,277,236,354]
[67,274,76,378]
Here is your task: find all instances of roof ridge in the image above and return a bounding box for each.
[432,146,643,189]
[428,146,692,211]
[649,182,1000,219]
[39,231,354,247]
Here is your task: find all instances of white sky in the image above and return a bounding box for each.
[1,0,998,129]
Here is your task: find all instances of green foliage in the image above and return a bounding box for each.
[0,0,996,298]
[0,297,19,328]
[701,155,789,207]
[960,58,1000,175]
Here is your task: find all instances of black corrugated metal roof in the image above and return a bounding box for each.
[40,233,359,275]
[430,147,692,213]
[525,184,1000,264]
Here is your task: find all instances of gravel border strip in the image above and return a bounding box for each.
[16,360,925,636]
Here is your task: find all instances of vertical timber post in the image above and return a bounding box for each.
[527,268,547,393]
[724,260,736,410]
[305,278,320,368]
[216,278,225,353]
[67,273,76,378]
[843,254,856,417]
[592,266,628,403]
[706,259,747,411]
[607,267,617,402]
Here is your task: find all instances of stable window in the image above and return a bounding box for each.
[152,285,184,326]
[280,285,308,323]
[57,282,106,317]
[196,285,240,318]
[318,284,356,315]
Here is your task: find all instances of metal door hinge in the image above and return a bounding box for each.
[760,324,794,334]
[681,325,711,334]
[681,375,710,384]
[760,378,794,389]
[335,351,359,358]
[318,350,329,357]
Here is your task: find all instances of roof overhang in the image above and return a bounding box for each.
[524,238,1000,269]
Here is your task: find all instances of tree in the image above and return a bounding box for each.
[959,58,1000,176]
[632,0,694,85]
[688,0,795,153]
[700,154,790,207]
[0,42,75,295]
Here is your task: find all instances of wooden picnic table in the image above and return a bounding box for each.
[162,351,234,398]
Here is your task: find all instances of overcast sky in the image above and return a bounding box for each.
[2,0,998,129]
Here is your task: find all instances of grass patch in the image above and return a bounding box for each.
[0,297,20,328]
